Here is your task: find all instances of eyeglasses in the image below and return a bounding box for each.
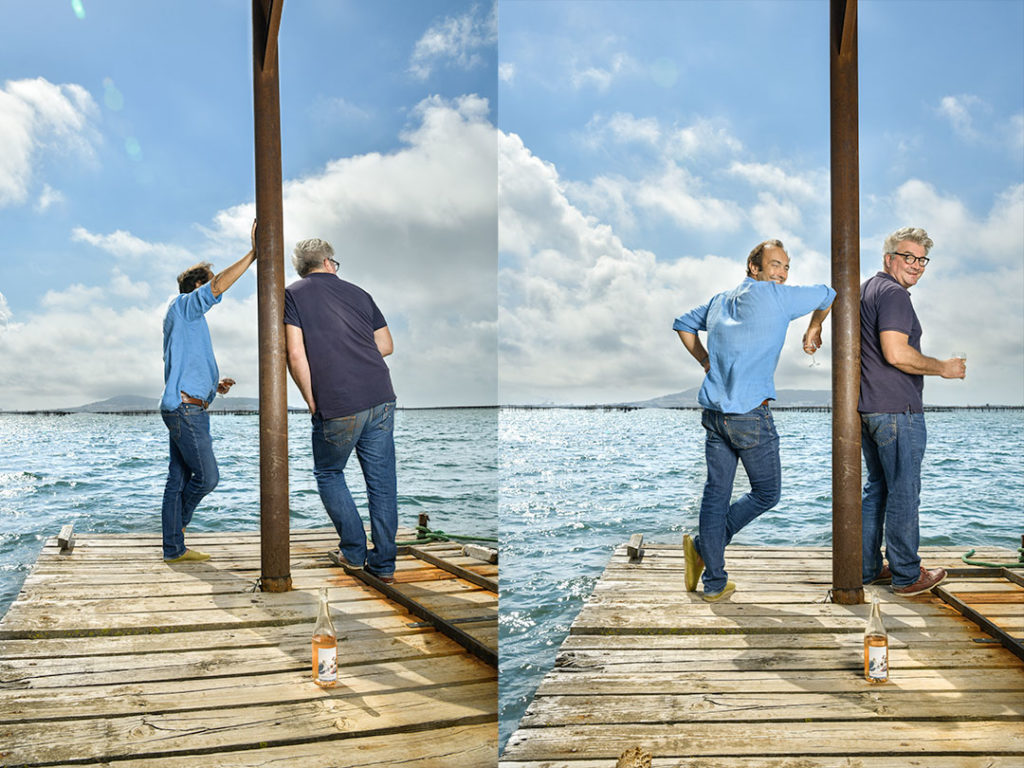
[887,251,930,267]
[327,258,340,270]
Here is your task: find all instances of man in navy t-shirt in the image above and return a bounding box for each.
[804,226,965,597]
[284,238,398,582]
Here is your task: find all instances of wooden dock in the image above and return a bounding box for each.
[501,543,1024,767]
[0,527,497,767]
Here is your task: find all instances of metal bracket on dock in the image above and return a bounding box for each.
[626,533,644,563]
[933,567,1024,663]
[402,545,498,593]
[57,523,75,554]
[462,543,498,563]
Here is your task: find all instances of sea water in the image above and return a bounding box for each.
[0,408,498,617]
[498,407,1024,749]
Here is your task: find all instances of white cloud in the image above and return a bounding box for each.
[0,292,10,328]
[605,113,661,146]
[1,96,498,410]
[498,62,517,84]
[409,2,497,80]
[1004,113,1024,155]
[0,77,99,208]
[728,161,824,201]
[570,114,750,234]
[499,130,751,404]
[499,128,1023,406]
[312,96,371,123]
[71,227,192,262]
[570,52,636,92]
[669,119,743,159]
[35,184,64,212]
[937,94,984,141]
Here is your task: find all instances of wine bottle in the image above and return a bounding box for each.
[312,586,338,687]
[863,597,888,684]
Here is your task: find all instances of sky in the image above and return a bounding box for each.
[498,0,1024,406]
[1,2,1022,411]
[0,0,498,410]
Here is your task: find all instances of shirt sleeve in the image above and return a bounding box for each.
[673,302,710,333]
[180,282,221,322]
[370,298,387,331]
[778,283,836,320]
[283,288,301,328]
[875,284,915,334]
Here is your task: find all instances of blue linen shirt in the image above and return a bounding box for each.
[160,282,222,412]
[674,277,836,414]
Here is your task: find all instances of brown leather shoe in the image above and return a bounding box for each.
[892,566,947,596]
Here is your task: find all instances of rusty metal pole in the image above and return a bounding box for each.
[252,0,291,593]
[830,0,864,605]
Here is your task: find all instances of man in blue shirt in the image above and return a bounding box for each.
[804,226,964,596]
[674,239,835,601]
[284,238,398,583]
[160,222,256,563]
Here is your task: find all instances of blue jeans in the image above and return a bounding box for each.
[161,404,219,559]
[312,401,398,577]
[861,411,926,588]
[694,405,781,592]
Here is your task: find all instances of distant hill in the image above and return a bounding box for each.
[624,386,831,408]
[63,394,273,413]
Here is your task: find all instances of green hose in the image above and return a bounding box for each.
[391,525,499,547]
[961,547,1024,568]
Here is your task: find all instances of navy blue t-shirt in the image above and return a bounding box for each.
[859,271,924,414]
[283,273,396,419]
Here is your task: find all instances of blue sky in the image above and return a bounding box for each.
[0,0,497,409]
[498,0,1024,406]
[2,1,1021,409]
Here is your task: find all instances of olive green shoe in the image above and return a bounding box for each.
[683,534,704,592]
[702,580,736,603]
[164,548,211,563]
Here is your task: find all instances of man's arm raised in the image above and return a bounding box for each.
[211,220,258,297]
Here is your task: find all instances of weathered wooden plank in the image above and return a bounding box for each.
[548,645,1020,672]
[68,722,497,768]
[500,721,1024,761]
[0,655,495,721]
[0,681,496,765]
[499,758,1024,768]
[0,631,482,691]
[520,689,1024,726]
[559,629,995,651]
[535,667,1024,696]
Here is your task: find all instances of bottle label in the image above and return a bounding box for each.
[867,644,887,680]
[315,645,337,682]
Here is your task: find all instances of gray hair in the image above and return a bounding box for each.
[883,227,933,262]
[746,239,786,277]
[292,238,335,277]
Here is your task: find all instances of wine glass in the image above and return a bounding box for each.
[952,351,967,380]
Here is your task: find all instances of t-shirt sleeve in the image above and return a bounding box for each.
[876,285,915,334]
[672,302,710,333]
[181,282,221,321]
[370,298,387,331]
[283,288,301,327]
[779,283,836,320]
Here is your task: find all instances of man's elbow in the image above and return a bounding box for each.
[378,341,394,358]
